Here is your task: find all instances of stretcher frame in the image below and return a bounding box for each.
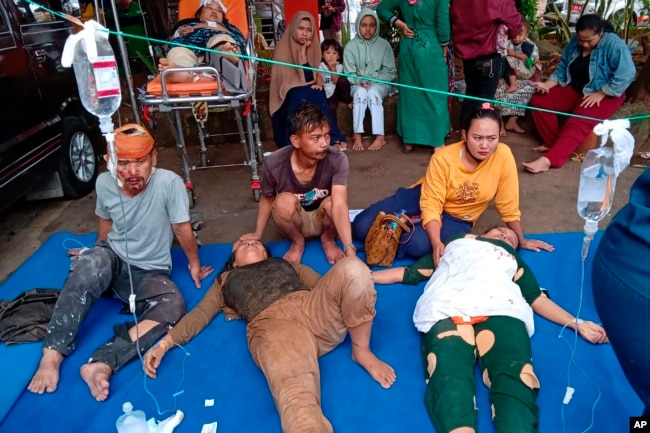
[137,0,264,206]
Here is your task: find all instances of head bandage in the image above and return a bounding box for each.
[114,123,155,159]
[200,0,227,14]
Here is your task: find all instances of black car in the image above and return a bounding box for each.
[0,0,104,213]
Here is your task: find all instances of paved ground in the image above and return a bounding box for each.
[0,129,645,284]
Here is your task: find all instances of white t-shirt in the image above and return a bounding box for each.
[320,61,344,99]
[413,237,535,336]
[95,168,189,271]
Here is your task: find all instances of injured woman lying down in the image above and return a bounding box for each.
[158,0,247,91]
[373,227,608,433]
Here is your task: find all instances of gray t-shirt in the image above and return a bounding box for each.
[95,168,189,270]
[261,146,349,212]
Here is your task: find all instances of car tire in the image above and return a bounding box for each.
[58,116,99,198]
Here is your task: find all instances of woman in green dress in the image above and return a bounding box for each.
[376,0,450,153]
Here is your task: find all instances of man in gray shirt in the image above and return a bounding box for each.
[27,124,213,401]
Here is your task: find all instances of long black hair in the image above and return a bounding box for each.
[575,13,615,34]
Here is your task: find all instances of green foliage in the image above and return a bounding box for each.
[516,0,539,31]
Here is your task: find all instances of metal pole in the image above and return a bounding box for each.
[109,0,141,124]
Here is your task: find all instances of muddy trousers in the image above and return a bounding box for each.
[45,243,185,371]
[247,257,376,433]
[421,317,540,433]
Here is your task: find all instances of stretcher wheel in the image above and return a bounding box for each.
[188,188,196,209]
[253,188,261,202]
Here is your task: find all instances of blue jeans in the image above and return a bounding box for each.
[592,251,650,415]
[352,184,472,260]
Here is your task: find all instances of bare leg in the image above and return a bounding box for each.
[352,133,364,151]
[80,362,113,401]
[28,348,64,394]
[523,156,552,174]
[349,320,396,389]
[158,58,196,83]
[321,202,345,264]
[79,319,160,401]
[505,116,526,134]
[505,76,517,93]
[273,195,307,264]
[368,135,385,151]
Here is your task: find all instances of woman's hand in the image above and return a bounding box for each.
[144,343,168,379]
[395,19,415,38]
[432,242,445,267]
[532,81,551,94]
[519,238,555,252]
[311,83,323,90]
[580,90,606,108]
[178,24,194,36]
[576,321,608,344]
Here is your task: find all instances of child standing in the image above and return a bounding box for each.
[343,7,396,151]
[320,39,352,120]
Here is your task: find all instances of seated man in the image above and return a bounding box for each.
[158,0,246,85]
[373,227,607,433]
[27,124,213,401]
[241,103,355,264]
[144,239,396,433]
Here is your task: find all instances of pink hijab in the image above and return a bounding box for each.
[268,11,322,116]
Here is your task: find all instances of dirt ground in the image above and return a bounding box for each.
[0,125,645,284]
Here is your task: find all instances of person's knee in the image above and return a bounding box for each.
[70,245,114,275]
[273,193,299,220]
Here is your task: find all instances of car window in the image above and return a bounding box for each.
[11,0,82,23]
[0,8,7,32]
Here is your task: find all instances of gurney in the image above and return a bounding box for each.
[138,0,264,205]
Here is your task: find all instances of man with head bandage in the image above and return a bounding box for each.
[27,124,214,402]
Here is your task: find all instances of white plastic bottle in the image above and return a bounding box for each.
[577,146,616,224]
[116,402,149,433]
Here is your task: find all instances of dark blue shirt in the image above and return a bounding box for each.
[596,167,650,296]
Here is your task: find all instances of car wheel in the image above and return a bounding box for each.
[58,117,99,198]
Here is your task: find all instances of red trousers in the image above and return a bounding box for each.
[530,85,625,168]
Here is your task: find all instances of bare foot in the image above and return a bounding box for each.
[321,239,344,264]
[352,348,396,389]
[505,85,517,93]
[28,348,64,394]
[80,362,113,401]
[157,57,176,73]
[505,118,526,134]
[523,156,551,174]
[368,136,385,151]
[352,137,364,151]
[532,144,549,152]
[283,242,305,264]
[500,128,507,137]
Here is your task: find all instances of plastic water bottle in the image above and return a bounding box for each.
[116,402,149,433]
[387,209,407,231]
[70,27,121,134]
[577,146,616,224]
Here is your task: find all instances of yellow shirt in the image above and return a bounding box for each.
[420,141,521,227]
